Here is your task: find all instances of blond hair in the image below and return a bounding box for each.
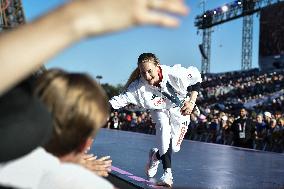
[124,53,160,90]
[35,69,109,156]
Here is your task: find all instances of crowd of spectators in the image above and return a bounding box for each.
[198,69,284,114]
[105,69,284,153]
[105,110,156,135]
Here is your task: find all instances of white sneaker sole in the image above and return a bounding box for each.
[145,149,159,177]
[145,162,151,177]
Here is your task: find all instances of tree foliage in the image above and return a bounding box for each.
[101,83,124,99]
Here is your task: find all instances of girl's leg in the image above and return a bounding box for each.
[150,110,171,156]
[156,140,173,187]
[146,110,171,178]
[150,109,176,187]
[169,107,191,153]
[156,139,172,169]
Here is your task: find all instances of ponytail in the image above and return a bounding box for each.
[124,67,140,91]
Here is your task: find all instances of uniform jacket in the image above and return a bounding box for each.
[110,64,202,110]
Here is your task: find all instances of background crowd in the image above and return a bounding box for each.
[104,68,284,153]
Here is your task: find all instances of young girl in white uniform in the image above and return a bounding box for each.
[110,53,202,187]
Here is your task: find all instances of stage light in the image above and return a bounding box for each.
[222,5,229,12]
[233,0,242,6]
[203,14,207,18]
[213,10,217,14]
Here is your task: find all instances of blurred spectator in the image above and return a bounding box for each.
[264,111,273,126]
[265,119,281,152]
[0,69,114,189]
[216,115,232,145]
[254,114,267,150]
[275,111,282,121]
[186,114,199,140]
[108,111,121,130]
[231,108,255,149]
[208,116,219,143]
[195,114,208,142]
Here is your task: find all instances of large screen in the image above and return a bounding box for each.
[259,2,284,70]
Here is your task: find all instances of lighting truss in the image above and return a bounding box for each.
[195,0,284,29]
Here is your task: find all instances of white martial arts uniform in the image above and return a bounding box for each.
[110,64,202,155]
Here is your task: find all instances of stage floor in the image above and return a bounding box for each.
[91,129,284,189]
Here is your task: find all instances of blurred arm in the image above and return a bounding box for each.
[0,0,188,95]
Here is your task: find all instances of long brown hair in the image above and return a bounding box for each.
[35,69,109,157]
[124,53,160,90]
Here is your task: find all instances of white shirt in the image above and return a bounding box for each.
[0,147,57,188]
[0,147,113,189]
[110,64,202,110]
[38,162,113,189]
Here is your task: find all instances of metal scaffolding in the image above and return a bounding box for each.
[195,0,284,73]
[241,15,253,70]
[195,0,283,29]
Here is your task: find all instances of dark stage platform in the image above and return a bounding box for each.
[91,129,284,189]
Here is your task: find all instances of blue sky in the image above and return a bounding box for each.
[22,0,260,85]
